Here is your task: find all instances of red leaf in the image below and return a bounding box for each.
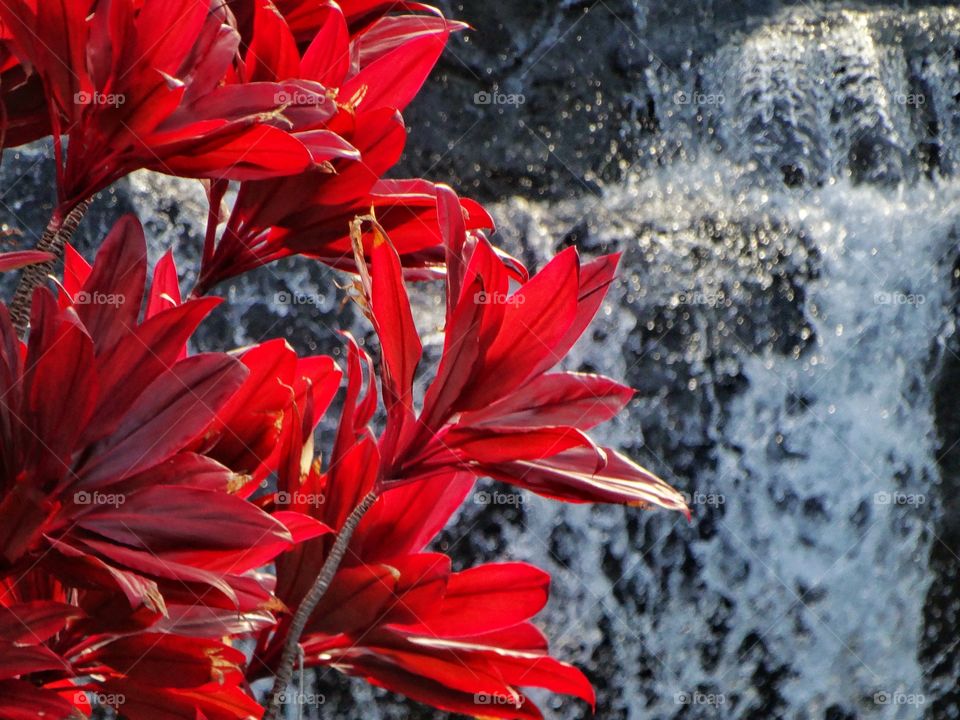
[0,643,68,679]
[529,253,620,376]
[369,224,421,418]
[86,635,245,689]
[456,248,580,410]
[307,563,401,635]
[0,250,53,272]
[0,679,82,720]
[461,371,634,430]
[12,0,89,110]
[145,251,182,320]
[73,486,292,573]
[21,295,98,484]
[343,18,451,112]
[111,453,237,495]
[315,554,452,636]
[245,1,301,82]
[354,471,474,562]
[44,538,166,613]
[400,563,550,637]
[448,628,596,708]
[134,0,209,76]
[82,297,222,447]
[62,244,91,302]
[481,446,690,514]
[99,679,262,720]
[76,354,248,486]
[443,426,594,464]
[300,4,351,86]
[157,124,315,181]
[74,215,147,354]
[416,273,484,432]
[0,601,81,644]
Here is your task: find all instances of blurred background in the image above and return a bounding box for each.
[4,0,960,718]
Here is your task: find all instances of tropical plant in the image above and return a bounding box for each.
[0,2,688,718]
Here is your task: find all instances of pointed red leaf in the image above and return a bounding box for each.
[77,354,248,486]
[74,215,147,354]
[0,250,53,272]
[461,372,634,430]
[481,446,690,514]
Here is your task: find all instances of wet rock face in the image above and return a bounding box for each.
[401,2,960,199]
[5,4,960,720]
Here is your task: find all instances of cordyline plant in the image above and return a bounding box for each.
[0,2,688,719]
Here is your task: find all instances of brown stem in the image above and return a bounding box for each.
[262,490,379,720]
[10,199,91,337]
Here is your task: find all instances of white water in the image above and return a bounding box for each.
[477,164,959,718]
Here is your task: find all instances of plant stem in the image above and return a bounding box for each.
[9,199,91,337]
[263,490,379,720]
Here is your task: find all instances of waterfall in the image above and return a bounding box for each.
[415,5,960,717]
[475,162,959,718]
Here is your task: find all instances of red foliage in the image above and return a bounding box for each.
[0,216,338,718]
[0,1,689,719]
[196,2,483,292]
[242,189,684,717]
[0,0,358,209]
